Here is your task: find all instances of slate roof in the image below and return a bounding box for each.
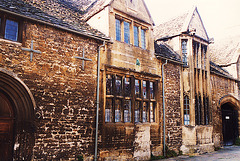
[210,61,233,78]
[209,35,240,65]
[0,0,109,40]
[154,42,182,63]
[154,12,188,40]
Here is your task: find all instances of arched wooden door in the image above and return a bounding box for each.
[222,103,239,146]
[0,92,14,161]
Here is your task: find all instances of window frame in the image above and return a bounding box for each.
[0,12,22,42]
[141,28,146,49]
[105,73,157,124]
[183,95,190,125]
[115,18,121,41]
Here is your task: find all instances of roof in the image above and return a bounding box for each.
[210,61,234,79]
[209,35,240,65]
[154,7,209,41]
[0,0,109,40]
[154,13,188,40]
[155,42,182,63]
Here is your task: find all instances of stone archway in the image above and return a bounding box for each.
[219,95,240,145]
[0,68,36,160]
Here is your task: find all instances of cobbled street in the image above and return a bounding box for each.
[159,146,240,161]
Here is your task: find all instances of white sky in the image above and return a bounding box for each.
[144,0,240,41]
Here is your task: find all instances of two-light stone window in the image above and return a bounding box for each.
[115,18,146,49]
[0,16,19,42]
[105,74,156,123]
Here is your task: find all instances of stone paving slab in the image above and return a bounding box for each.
[158,146,240,161]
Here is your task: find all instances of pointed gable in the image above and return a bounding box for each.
[84,0,154,25]
[187,8,209,41]
[154,7,209,41]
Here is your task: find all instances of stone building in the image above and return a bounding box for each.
[0,0,110,160]
[154,7,240,154]
[0,0,240,160]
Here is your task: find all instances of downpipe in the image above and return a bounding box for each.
[162,59,168,157]
[94,41,105,161]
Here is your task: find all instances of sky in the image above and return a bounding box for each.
[144,0,240,41]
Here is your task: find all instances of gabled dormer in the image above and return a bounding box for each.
[84,0,154,51]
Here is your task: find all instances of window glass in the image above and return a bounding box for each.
[134,26,139,47]
[184,96,190,125]
[106,75,113,95]
[115,99,122,122]
[116,76,122,96]
[105,99,113,122]
[124,77,131,97]
[143,80,147,99]
[141,29,146,49]
[143,102,148,122]
[124,21,130,44]
[150,102,155,122]
[5,19,18,41]
[182,40,188,66]
[135,101,140,123]
[124,100,131,122]
[116,19,121,41]
[135,79,140,98]
[150,82,154,99]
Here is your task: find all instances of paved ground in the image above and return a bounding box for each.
[159,146,240,161]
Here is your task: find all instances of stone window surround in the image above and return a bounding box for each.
[0,12,23,42]
[115,14,148,49]
[104,71,158,125]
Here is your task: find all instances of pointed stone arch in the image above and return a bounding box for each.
[0,68,36,160]
[219,94,240,110]
[219,94,240,145]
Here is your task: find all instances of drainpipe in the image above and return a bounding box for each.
[94,41,105,161]
[162,59,168,157]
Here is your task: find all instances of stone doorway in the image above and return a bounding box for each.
[0,92,14,161]
[221,103,239,146]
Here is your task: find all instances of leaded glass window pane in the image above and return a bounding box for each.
[124,77,131,97]
[143,102,148,122]
[150,82,154,99]
[141,29,146,49]
[182,41,187,54]
[116,19,121,41]
[143,80,147,99]
[106,75,113,95]
[124,100,131,122]
[134,26,139,47]
[5,19,18,41]
[184,95,190,125]
[124,21,130,44]
[135,79,140,98]
[135,101,140,123]
[116,76,122,96]
[115,99,122,122]
[150,102,155,122]
[105,99,113,122]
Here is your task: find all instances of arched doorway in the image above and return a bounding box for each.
[0,92,14,161]
[0,69,36,160]
[221,103,238,145]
